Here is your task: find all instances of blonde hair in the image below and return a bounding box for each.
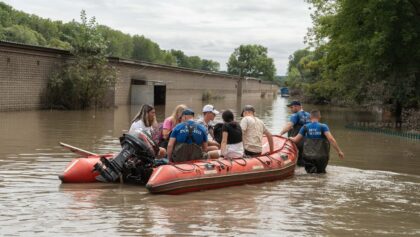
[170,104,187,126]
[131,104,157,127]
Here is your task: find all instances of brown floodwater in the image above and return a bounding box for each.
[0,96,419,236]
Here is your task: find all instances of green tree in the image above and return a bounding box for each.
[46,10,116,109]
[201,59,220,72]
[97,26,133,58]
[132,35,162,62]
[305,0,420,113]
[0,2,221,72]
[1,24,47,45]
[155,50,177,66]
[227,44,276,81]
[170,49,191,68]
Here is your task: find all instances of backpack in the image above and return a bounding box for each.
[213,123,224,144]
[302,125,330,160]
[172,123,205,162]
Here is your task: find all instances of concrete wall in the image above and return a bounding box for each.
[112,58,278,106]
[0,41,278,111]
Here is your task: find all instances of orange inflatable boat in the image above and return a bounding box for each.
[146,136,297,194]
[59,134,297,195]
[59,154,114,183]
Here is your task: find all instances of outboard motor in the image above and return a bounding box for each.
[94,133,156,183]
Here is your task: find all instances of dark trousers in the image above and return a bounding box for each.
[245,150,261,157]
[296,142,305,167]
[303,156,329,174]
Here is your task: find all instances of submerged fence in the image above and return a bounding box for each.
[345,122,420,140]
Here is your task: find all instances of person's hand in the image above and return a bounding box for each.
[338,151,344,159]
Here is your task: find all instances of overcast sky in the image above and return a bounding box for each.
[4,0,313,75]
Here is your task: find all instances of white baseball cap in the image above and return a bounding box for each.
[202,104,219,115]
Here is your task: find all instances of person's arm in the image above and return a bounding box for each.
[202,142,208,152]
[264,130,274,153]
[290,125,306,144]
[324,132,344,159]
[220,131,228,154]
[279,122,293,136]
[166,137,176,161]
[240,117,248,132]
[290,134,303,144]
[162,129,171,140]
[162,118,173,140]
[208,126,215,140]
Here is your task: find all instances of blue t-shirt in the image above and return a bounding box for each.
[170,120,208,145]
[298,122,330,139]
[289,110,310,126]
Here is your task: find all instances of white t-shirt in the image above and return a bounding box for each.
[240,116,268,153]
[196,117,215,140]
[129,120,152,135]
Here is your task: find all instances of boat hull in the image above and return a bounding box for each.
[146,136,297,194]
[59,154,114,183]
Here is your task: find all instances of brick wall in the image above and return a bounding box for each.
[0,41,278,111]
[0,42,67,111]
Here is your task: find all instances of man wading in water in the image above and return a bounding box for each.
[279,101,310,166]
[290,110,344,173]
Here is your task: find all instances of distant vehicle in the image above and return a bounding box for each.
[279,87,289,97]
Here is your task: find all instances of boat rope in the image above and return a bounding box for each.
[265,154,282,165]
[232,157,247,166]
[214,159,233,170]
[254,156,271,166]
[170,163,199,172]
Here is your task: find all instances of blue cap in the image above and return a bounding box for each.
[182,108,195,116]
[287,100,301,107]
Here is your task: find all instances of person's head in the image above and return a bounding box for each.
[310,109,321,121]
[241,105,255,117]
[222,110,234,123]
[132,104,156,126]
[202,104,219,122]
[171,104,187,124]
[181,108,195,121]
[287,100,302,113]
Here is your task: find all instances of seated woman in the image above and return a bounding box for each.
[209,110,244,158]
[129,104,158,134]
[129,104,165,158]
[160,104,187,148]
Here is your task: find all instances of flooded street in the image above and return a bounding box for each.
[0,97,419,236]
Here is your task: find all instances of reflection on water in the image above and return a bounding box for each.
[0,97,419,236]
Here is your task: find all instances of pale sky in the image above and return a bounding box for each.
[4,0,313,75]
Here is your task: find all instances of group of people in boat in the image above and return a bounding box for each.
[128,100,344,174]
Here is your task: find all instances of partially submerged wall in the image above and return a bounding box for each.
[0,41,278,111]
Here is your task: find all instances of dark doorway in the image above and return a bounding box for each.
[154,85,166,105]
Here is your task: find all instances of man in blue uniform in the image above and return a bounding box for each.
[290,110,344,173]
[279,100,310,166]
[167,109,209,162]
